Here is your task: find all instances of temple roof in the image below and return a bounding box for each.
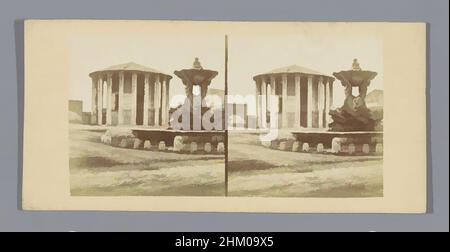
[89,62,172,78]
[253,65,334,80]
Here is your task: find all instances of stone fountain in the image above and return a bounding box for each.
[288,59,383,155]
[173,57,220,130]
[104,58,225,154]
[329,59,382,131]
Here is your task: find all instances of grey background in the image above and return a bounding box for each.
[0,0,448,232]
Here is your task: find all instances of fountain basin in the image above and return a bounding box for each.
[174,68,218,87]
[291,131,382,146]
[333,70,377,86]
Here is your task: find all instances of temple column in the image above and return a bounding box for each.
[318,76,324,128]
[143,74,150,126]
[329,79,334,110]
[313,77,319,128]
[118,71,124,125]
[294,74,301,128]
[269,75,276,127]
[91,77,97,125]
[260,77,267,128]
[154,74,161,126]
[106,73,113,125]
[281,74,288,128]
[255,80,260,128]
[165,79,170,125]
[324,78,330,128]
[97,76,103,125]
[270,75,276,97]
[161,76,168,126]
[307,75,313,128]
[131,72,138,125]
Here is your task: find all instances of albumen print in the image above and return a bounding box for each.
[23,21,426,212]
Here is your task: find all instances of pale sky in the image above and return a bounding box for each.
[70,29,382,112]
[228,35,383,106]
[70,35,225,111]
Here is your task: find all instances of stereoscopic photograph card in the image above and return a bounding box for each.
[22,20,427,212]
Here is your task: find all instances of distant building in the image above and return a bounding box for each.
[207,88,225,110]
[89,62,172,127]
[253,65,335,129]
[208,88,225,97]
[69,100,83,117]
[68,100,83,124]
[69,100,91,124]
[365,89,383,109]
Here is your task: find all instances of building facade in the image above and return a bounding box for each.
[253,65,335,129]
[89,62,172,127]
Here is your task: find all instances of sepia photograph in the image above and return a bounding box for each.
[68,24,384,198]
[0,0,445,234]
[68,34,226,196]
[22,20,427,213]
[227,36,383,197]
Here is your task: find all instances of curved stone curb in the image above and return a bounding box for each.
[158,141,166,151]
[133,139,143,149]
[302,142,310,152]
[217,142,225,153]
[190,142,198,153]
[204,142,212,153]
[260,137,383,156]
[292,141,300,152]
[143,140,152,149]
[100,132,224,155]
[316,143,324,153]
